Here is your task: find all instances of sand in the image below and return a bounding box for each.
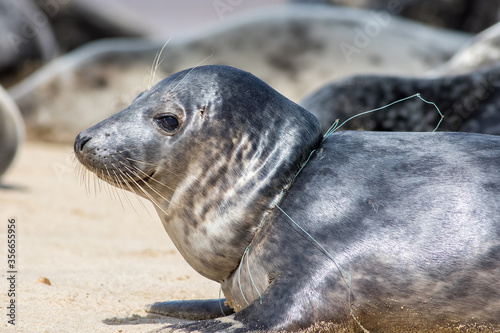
[0,141,219,332]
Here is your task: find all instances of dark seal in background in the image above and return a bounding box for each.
[290,0,500,33]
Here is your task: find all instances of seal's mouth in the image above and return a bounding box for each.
[119,170,156,187]
[100,169,156,189]
[135,171,156,185]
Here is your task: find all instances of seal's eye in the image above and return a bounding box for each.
[155,115,180,133]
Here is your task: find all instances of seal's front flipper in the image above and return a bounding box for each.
[150,277,334,332]
[145,299,234,320]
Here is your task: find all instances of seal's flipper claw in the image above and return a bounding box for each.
[145,299,234,320]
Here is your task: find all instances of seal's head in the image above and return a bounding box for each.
[74,65,321,281]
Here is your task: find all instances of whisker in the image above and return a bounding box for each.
[112,162,164,208]
[119,162,175,207]
[106,167,121,202]
[74,163,84,186]
[149,36,174,89]
[76,164,90,195]
[84,168,91,195]
[98,170,109,196]
[116,171,154,219]
[92,170,98,197]
[113,170,146,216]
[79,166,85,187]
[104,164,125,203]
[123,156,179,177]
[119,170,170,216]
[149,50,161,90]
[99,170,106,193]
[108,170,127,211]
[112,150,181,179]
[165,49,215,97]
[129,164,176,192]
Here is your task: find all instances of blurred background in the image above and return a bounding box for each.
[0,0,285,86]
[2,0,499,88]
[3,0,500,145]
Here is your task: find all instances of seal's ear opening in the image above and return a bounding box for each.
[199,106,207,118]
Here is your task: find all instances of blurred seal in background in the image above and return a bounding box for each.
[0,85,24,180]
[300,64,500,135]
[8,5,469,142]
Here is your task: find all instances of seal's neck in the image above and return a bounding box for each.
[159,109,322,282]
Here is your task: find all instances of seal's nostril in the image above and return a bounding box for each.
[74,134,92,153]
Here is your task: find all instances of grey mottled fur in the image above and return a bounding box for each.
[75,66,500,332]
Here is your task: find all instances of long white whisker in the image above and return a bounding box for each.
[129,164,176,192]
[166,49,215,97]
[123,156,179,177]
[119,163,175,207]
[149,52,161,90]
[113,170,147,216]
[114,170,155,219]
[112,162,168,213]
[105,166,122,202]
[109,170,128,211]
[92,170,98,196]
[149,36,174,89]
[120,170,170,216]
[102,165,114,199]
[85,169,91,195]
[108,166,132,209]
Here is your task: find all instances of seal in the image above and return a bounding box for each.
[74,65,500,332]
[0,0,57,73]
[0,85,24,180]
[432,21,500,75]
[300,64,500,135]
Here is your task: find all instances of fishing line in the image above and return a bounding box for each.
[323,93,444,142]
[233,93,443,332]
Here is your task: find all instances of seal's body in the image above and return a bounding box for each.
[74,65,500,332]
[222,131,500,332]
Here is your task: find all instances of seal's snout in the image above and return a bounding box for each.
[73,128,157,190]
[74,134,91,153]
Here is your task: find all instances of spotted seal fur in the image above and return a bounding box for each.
[74,65,500,332]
